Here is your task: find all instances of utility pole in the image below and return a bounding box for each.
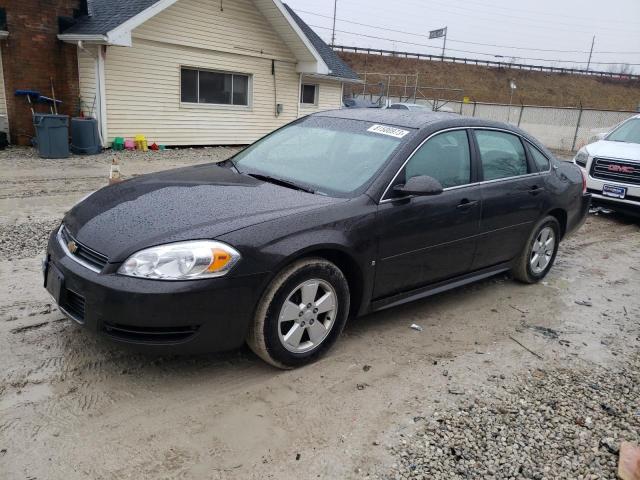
[441,26,448,57]
[331,0,337,46]
[586,35,595,71]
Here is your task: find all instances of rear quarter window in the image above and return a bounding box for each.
[527,142,551,172]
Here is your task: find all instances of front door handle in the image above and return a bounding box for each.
[456,199,479,210]
[528,185,545,195]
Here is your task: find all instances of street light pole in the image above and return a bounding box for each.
[586,35,595,72]
[507,80,517,123]
[331,0,337,46]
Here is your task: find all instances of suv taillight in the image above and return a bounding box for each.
[580,168,587,194]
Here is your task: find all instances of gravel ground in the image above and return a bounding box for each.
[1,146,639,480]
[386,355,640,479]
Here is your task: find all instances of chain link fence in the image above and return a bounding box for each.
[460,102,635,151]
[359,92,636,151]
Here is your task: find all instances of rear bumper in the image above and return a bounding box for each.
[45,229,270,354]
[565,193,591,237]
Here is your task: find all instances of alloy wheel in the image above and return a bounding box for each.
[530,226,556,274]
[277,279,337,353]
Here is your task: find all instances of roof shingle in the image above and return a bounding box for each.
[63,0,359,81]
[63,0,164,36]
[282,4,359,80]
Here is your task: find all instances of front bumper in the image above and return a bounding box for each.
[44,229,270,354]
[578,163,640,213]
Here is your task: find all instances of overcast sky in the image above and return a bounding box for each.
[285,0,640,72]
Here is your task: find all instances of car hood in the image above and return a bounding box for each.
[64,164,343,262]
[586,140,640,162]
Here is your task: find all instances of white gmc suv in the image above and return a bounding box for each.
[574,114,640,216]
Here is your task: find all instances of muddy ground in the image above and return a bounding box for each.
[0,147,639,479]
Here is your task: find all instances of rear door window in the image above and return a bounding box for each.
[475,130,529,181]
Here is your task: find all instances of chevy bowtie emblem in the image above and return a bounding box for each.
[67,241,78,254]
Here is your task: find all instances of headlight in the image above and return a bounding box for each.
[118,241,241,280]
[574,150,589,167]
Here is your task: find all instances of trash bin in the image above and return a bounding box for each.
[33,114,69,159]
[70,117,101,155]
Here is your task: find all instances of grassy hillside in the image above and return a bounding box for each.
[339,52,640,111]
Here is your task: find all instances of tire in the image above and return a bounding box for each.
[246,258,350,369]
[512,215,561,284]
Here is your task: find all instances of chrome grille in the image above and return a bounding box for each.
[590,157,640,186]
[59,225,108,272]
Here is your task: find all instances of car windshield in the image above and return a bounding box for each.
[232,116,411,197]
[606,118,640,144]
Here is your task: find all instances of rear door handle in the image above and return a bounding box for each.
[457,199,479,210]
[528,185,545,195]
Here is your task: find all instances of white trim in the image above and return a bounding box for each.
[0,31,9,40]
[58,33,108,43]
[56,0,334,78]
[106,0,179,47]
[96,46,108,146]
[270,0,330,75]
[300,82,319,106]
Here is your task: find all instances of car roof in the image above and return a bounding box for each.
[389,103,428,109]
[313,108,462,129]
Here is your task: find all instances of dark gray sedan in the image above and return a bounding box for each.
[44,109,590,368]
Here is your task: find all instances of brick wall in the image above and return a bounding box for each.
[1,1,81,145]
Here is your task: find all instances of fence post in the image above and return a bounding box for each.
[571,104,584,152]
[517,104,524,127]
[385,74,391,107]
[472,101,477,117]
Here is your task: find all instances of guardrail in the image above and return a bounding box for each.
[333,45,640,81]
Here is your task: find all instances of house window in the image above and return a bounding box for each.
[181,68,250,106]
[300,84,318,105]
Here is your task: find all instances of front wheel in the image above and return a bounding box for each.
[246,258,350,369]
[512,216,561,284]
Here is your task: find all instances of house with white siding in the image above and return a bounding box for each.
[57,0,360,146]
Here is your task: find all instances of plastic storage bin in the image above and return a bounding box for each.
[33,114,69,159]
[112,137,125,151]
[70,117,101,155]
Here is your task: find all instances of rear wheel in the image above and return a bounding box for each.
[246,258,350,369]
[512,216,560,284]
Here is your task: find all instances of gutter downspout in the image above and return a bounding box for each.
[96,45,109,146]
[272,59,279,118]
[297,73,302,118]
[77,41,107,146]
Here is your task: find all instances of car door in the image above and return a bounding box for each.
[373,129,481,299]
[471,129,546,270]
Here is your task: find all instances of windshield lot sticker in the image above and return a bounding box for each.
[367,124,410,138]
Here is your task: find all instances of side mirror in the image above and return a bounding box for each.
[595,132,608,141]
[393,175,444,196]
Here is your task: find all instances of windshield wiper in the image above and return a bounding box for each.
[245,173,316,194]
